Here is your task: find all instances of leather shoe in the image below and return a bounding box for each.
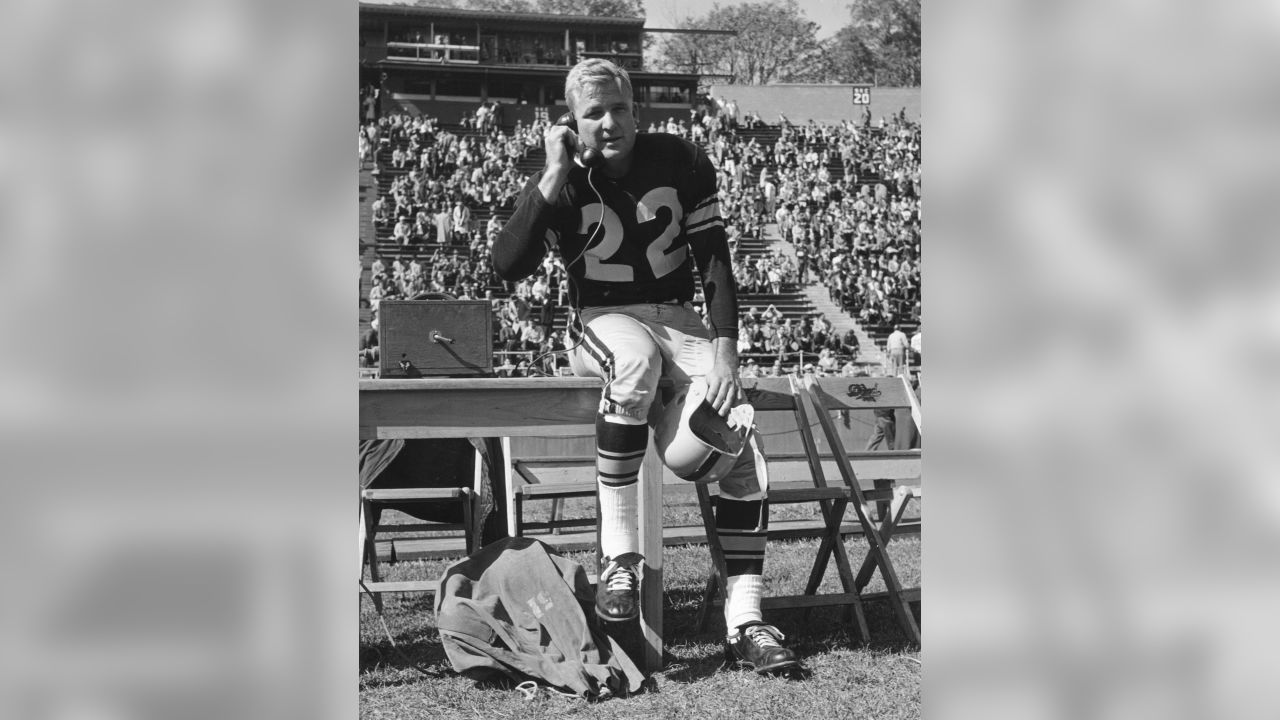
[595,553,642,622]
[725,623,800,674]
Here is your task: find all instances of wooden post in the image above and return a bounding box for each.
[471,443,485,551]
[900,372,922,433]
[502,436,516,538]
[638,441,664,673]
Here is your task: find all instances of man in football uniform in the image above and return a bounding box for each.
[493,59,798,674]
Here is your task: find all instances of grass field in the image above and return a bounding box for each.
[359,501,921,720]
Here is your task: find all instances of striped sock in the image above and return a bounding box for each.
[596,413,648,560]
[717,496,767,631]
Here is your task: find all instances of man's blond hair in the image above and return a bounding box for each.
[564,58,633,112]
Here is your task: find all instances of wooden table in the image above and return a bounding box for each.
[360,377,665,672]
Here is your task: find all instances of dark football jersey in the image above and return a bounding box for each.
[496,132,739,337]
[545,133,717,305]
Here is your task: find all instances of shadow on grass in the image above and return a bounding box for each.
[657,586,919,682]
[658,587,816,683]
[660,647,816,684]
[359,569,919,686]
[359,612,451,678]
[359,666,450,690]
[474,668,663,701]
[360,639,450,675]
[779,601,921,655]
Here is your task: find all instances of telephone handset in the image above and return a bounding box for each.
[553,112,603,169]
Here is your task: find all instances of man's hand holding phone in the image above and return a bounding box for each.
[539,120,577,202]
[540,113,602,202]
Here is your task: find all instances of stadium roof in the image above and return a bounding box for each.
[371,57,699,83]
[359,2,646,29]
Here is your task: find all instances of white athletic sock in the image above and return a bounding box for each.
[724,573,764,633]
[598,482,639,559]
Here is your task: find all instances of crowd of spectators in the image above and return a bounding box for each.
[736,305,860,364]
[775,112,922,329]
[732,250,798,293]
[364,248,497,309]
[645,101,922,333]
[362,109,551,248]
[749,114,922,330]
[360,97,921,378]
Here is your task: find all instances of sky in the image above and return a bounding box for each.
[643,0,853,39]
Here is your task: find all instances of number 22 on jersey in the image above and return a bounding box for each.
[575,187,688,281]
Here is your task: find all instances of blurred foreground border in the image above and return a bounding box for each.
[925,0,1280,718]
[0,0,355,718]
[0,0,1278,718]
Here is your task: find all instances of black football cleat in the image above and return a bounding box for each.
[595,553,643,622]
[725,623,801,674]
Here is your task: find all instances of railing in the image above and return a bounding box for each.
[360,351,897,379]
[578,50,642,71]
[386,41,480,64]
[739,350,877,373]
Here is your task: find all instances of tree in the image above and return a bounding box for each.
[652,0,826,84]
[815,26,879,84]
[840,0,920,85]
[454,0,535,11]
[536,0,645,16]
[447,0,645,15]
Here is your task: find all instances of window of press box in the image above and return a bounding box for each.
[436,76,483,99]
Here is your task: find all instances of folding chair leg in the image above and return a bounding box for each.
[802,499,839,596]
[513,493,524,538]
[803,497,855,596]
[873,478,893,522]
[549,497,563,535]
[360,499,384,615]
[697,572,720,633]
[800,497,870,640]
[358,500,370,579]
[461,489,475,555]
[362,501,382,584]
[855,487,914,592]
[848,584,870,642]
[694,485,731,634]
[848,497,919,644]
[804,540,869,639]
[888,579,920,643]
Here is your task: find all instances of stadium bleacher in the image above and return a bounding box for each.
[359,104,920,377]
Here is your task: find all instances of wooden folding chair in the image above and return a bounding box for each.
[796,374,921,644]
[695,375,869,636]
[509,455,599,538]
[358,445,484,611]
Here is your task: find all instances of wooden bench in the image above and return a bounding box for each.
[360,377,666,672]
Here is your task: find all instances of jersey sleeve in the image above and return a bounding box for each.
[493,175,557,282]
[684,144,739,339]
